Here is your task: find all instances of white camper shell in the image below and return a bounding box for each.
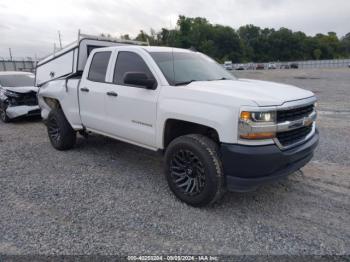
[35,33,147,87]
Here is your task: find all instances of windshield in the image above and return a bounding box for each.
[0,74,34,87]
[149,51,235,86]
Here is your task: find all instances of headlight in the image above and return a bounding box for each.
[0,89,7,100]
[251,111,276,122]
[241,111,276,122]
[4,90,20,98]
[239,110,276,140]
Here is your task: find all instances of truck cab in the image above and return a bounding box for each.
[37,37,319,207]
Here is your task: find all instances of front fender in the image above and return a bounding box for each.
[38,79,83,129]
[157,98,239,148]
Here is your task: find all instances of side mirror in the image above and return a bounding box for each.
[123,72,156,89]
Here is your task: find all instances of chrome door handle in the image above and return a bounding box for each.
[80,87,89,92]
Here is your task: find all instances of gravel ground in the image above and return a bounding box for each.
[0,68,349,256]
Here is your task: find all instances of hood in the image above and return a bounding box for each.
[3,86,38,94]
[187,79,314,106]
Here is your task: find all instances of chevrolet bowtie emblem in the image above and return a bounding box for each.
[303,117,313,126]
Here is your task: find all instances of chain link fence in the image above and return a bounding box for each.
[233,58,350,70]
[0,57,37,72]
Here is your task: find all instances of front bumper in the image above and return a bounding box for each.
[220,129,319,192]
[6,105,41,119]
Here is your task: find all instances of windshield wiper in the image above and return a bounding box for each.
[174,80,198,86]
[174,77,229,86]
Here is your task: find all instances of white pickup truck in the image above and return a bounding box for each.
[36,36,319,207]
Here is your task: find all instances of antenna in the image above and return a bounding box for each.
[58,31,62,49]
[9,48,13,61]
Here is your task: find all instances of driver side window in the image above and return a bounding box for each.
[113,51,155,86]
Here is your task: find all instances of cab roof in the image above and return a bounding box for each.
[100,45,194,53]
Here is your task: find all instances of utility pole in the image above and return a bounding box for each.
[9,48,13,61]
[58,31,62,49]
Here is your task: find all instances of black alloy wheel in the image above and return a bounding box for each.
[47,116,61,145]
[170,149,206,196]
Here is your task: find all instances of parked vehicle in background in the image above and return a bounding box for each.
[246,63,256,70]
[36,35,319,207]
[223,61,233,70]
[280,64,290,69]
[0,72,40,123]
[256,63,265,70]
[291,63,299,69]
[235,64,245,70]
[268,63,277,69]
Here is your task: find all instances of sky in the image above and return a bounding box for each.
[0,0,350,58]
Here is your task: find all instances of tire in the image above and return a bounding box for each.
[47,108,76,150]
[164,134,225,207]
[0,107,10,123]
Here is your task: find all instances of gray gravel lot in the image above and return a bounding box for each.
[0,68,349,255]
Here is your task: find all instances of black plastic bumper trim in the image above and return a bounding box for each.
[220,130,319,192]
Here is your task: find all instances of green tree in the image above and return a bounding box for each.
[313,49,322,60]
[131,15,350,62]
[120,34,130,40]
[135,30,149,43]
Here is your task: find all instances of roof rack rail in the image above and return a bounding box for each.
[78,31,148,46]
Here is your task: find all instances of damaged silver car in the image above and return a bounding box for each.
[0,71,40,123]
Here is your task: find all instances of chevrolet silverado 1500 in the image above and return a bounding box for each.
[36,35,319,206]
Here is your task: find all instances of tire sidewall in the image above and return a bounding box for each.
[0,107,9,123]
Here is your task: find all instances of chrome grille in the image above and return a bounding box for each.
[277,104,314,123]
[277,125,313,147]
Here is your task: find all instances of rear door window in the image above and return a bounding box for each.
[88,51,111,82]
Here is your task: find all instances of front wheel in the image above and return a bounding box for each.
[47,108,76,150]
[164,134,225,207]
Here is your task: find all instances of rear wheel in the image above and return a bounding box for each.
[0,107,10,123]
[164,134,225,207]
[47,108,76,150]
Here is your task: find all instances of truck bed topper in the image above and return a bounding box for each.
[35,32,147,87]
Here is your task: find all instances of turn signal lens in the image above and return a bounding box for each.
[240,132,276,140]
[240,111,251,121]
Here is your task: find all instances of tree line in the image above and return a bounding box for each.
[119,15,350,63]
